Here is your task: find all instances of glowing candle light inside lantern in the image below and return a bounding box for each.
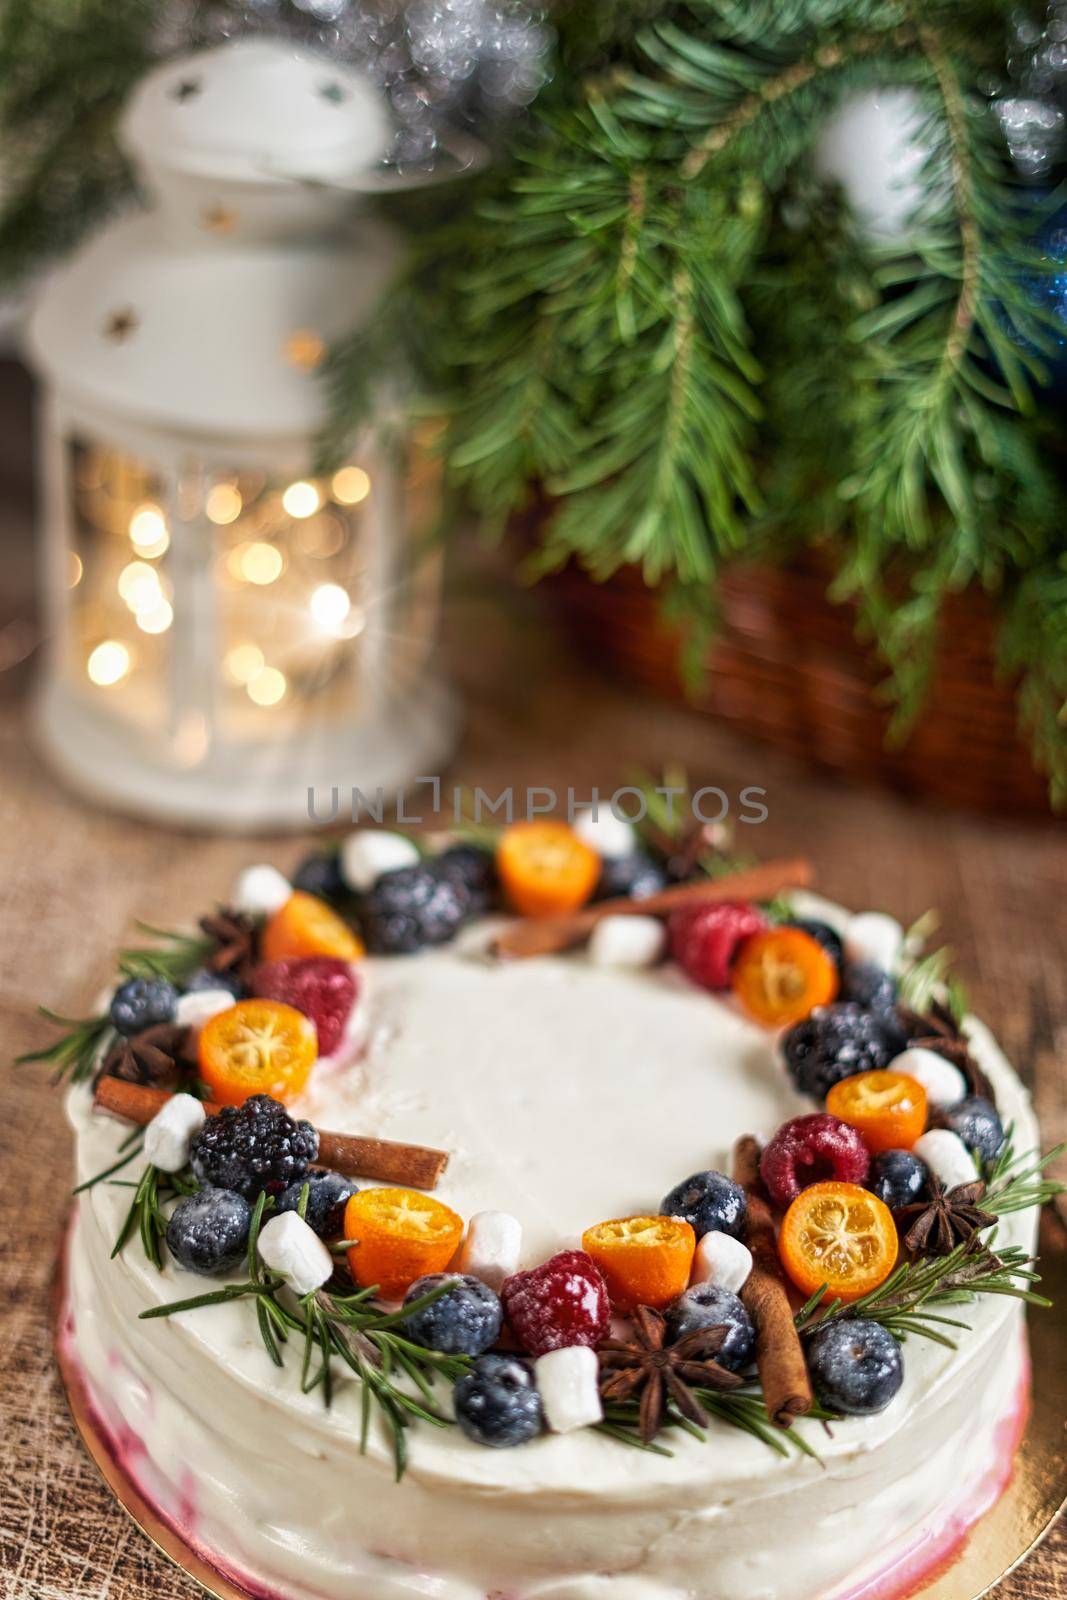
[118,560,163,611]
[331,466,370,506]
[309,582,351,632]
[129,502,170,558]
[282,480,320,519]
[224,642,265,685]
[136,598,174,634]
[87,640,130,686]
[247,666,287,706]
[206,483,243,525]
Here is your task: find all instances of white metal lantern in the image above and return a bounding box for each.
[27,39,458,829]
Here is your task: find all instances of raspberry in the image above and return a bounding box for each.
[501,1250,610,1356]
[669,901,767,991]
[760,1113,871,1209]
[250,957,358,1056]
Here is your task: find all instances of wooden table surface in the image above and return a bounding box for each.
[0,360,1063,1597]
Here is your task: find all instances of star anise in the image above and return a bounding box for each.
[597,1305,743,1443]
[896,1177,997,1257]
[101,1023,195,1090]
[199,908,258,987]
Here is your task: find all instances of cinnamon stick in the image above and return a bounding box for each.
[492,857,814,959]
[93,1078,449,1191]
[732,1134,813,1428]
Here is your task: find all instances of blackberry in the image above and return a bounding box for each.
[189,1094,318,1199]
[185,967,244,1000]
[935,1095,1005,1165]
[166,1188,251,1275]
[109,977,179,1037]
[436,844,496,915]
[357,862,469,954]
[277,1169,358,1237]
[783,1003,901,1101]
[596,853,669,902]
[840,961,898,1012]
[784,918,844,972]
[665,1285,755,1373]
[402,1273,503,1356]
[292,850,346,902]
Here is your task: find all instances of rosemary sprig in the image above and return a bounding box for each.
[72,1135,144,1194]
[897,912,968,1021]
[111,1161,199,1268]
[596,1386,837,1458]
[15,1007,113,1086]
[117,922,215,984]
[795,1242,1050,1348]
[983,1133,1066,1218]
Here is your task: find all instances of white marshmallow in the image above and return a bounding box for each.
[458,1211,522,1291]
[535,1345,603,1433]
[175,988,236,1037]
[143,1093,206,1174]
[844,911,904,973]
[889,1047,967,1110]
[691,1231,753,1295]
[232,863,292,917]
[340,830,420,892]
[587,914,665,970]
[572,805,637,860]
[256,1211,334,1296]
[913,1129,978,1192]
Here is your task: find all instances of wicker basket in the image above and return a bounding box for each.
[543,553,1053,816]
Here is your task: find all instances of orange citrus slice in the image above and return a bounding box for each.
[826,1070,927,1154]
[198,999,317,1107]
[345,1187,464,1299]
[261,891,363,963]
[779,1181,898,1303]
[581,1215,696,1312]
[731,926,839,1027]
[496,821,600,918]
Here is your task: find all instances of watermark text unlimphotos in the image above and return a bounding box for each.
[307,780,769,827]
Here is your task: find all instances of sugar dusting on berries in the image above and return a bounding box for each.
[669,901,766,992]
[760,1113,870,1209]
[251,957,358,1056]
[501,1250,610,1356]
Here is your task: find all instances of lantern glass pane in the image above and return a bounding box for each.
[393,423,445,691]
[67,438,172,725]
[200,465,373,733]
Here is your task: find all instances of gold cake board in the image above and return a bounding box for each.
[55,1211,1067,1600]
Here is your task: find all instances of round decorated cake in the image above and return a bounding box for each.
[38,811,1059,1600]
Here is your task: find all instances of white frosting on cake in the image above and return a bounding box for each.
[64,904,1040,1600]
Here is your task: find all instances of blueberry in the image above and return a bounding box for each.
[184,968,244,1000]
[936,1096,1005,1166]
[109,977,179,1037]
[596,854,669,902]
[665,1284,755,1373]
[784,918,844,971]
[840,962,898,1012]
[276,1169,358,1238]
[166,1188,251,1275]
[805,1319,904,1415]
[403,1273,503,1356]
[293,851,346,901]
[782,1003,902,1100]
[867,1150,930,1210]
[660,1170,747,1241]
[453,1353,542,1447]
